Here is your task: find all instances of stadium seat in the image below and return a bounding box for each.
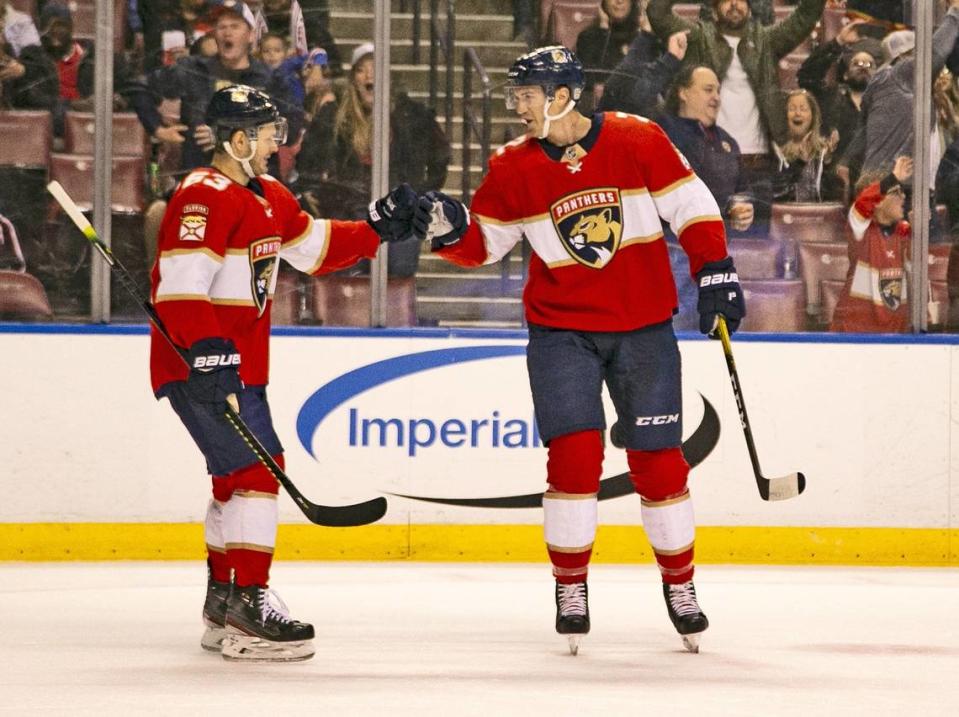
[70,0,127,47]
[728,237,782,279]
[545,0,600,51]
[49,154,145,214]
[0,110,52,168]
[770,202,847,244]
[0,270,53,319]
[798,241,849,323]
[739,279,806,332]
[672,3,701,22]
[930,280,949,327]
[271,265,305,326]
[63,112,148,157]
[778,53,808,91]
[820,278,845,327]
[929,244,950,282]
[312,275,416,327]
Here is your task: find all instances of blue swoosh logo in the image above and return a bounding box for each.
[297,345,527,458]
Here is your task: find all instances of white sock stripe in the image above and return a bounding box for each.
[204,499,225,551]
[546,543,594,554]
[543,495,598,549]
[641,495,695,553]
[222,494,278,549]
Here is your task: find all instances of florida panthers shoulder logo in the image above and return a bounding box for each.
[550,188,623,269]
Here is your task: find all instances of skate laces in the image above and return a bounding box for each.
[257,588,294,625]
[557,583,588,617]
[668,582,701,616]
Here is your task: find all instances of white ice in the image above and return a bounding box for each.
[3,563,959,716]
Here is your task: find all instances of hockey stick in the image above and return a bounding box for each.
[47,180,387,527]
[716,316,806,502]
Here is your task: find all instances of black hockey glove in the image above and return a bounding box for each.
[186,337,243,407]
[366,183,418,243]
[695,256,746,337]
[411,191,469,249]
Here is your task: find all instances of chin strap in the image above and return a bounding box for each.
[540,95,577,140]
[223,137,258,179]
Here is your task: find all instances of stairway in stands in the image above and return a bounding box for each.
[329,0,528,327]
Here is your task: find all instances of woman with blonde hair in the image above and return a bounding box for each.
[772,89,843,202]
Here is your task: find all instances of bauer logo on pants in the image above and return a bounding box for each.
[551,188,623,269]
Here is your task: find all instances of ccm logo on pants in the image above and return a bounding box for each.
[635,414,679,426]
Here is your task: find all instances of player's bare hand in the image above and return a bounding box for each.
[154,124,188,144]
[668,31,689,61]
[892,156,914,182]
[194,124,216,151]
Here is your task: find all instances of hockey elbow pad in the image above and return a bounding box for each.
[411,191,469,249]
[695,256,746,337]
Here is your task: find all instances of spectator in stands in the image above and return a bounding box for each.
[133,0,301,175]
[797,20,881,162]
[1,0,40,57]
[659,64,758,234]
[772,89,843,202]
[831,156,913,333]
[137,0,217,73]
[839,6,959,191]
[575,0,644,112]
[0,15,57,112]
[258,31,289,69]
[191,30,218,57]
[296,43,451,277]
[647,0,826,172]
[257,0,342,77]
[699,0,774,26]
[656,64,755,330]
[38,2,88,136]
[597,28,687,116]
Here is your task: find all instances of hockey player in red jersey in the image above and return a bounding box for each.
[391,46,746,654]
[831,156,913,333]
[151,84,415,661]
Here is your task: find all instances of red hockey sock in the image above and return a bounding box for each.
[548,546,593,584]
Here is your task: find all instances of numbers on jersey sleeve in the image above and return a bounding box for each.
[181,172,231,191]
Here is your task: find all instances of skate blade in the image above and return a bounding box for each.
[201,625,227,652]
[567,635,582,656]
[221,634,315,662]
[681,633,701,653]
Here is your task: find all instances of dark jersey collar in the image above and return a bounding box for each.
[539,113,604,161]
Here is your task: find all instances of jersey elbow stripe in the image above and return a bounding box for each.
[649,173,696,198]
[676,214,724,236]
[281,217,331,274]
[154,292,213,304]
[159,246,224,263]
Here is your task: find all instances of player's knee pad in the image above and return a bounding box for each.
[546,430,604,494]
[626,447,689,501]
[212,454,283,501]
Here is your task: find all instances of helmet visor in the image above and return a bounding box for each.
[504,84,547,111]
[264,116,288,145]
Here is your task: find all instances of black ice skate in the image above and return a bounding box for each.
[221,585,315,662]
[555,581,590,656]
[663,581,709,653]
[200,577,231,652]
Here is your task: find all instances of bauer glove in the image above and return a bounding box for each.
[412,191,469,249]
[366,183,418,242]
[695,256,746,337]
[186,337,243,407]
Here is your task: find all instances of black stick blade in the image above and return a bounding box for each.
[761,472,806,502]
[303,496,388,527]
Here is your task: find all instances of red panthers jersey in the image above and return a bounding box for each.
[831,181,911,333]
[436,112,728,331]
[150,167,380,392]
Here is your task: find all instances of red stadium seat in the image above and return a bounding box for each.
[70,0,127,47]
[728,237,782,279]
[312,275,416,327]
[798,241,849,323]
[546,0,601,51]
[0,270,52,319]
[49,154,145,214]
[63,112,148,157]
[820,278,845,327]
[672,3,701,22]
[0,111,52,168]
[770,202,847,244]
[739,279,806,332]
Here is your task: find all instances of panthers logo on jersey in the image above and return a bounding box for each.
[249,236,281,317]
[550,188,623,269]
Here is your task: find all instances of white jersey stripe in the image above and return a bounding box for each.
[155,251,224,301]
[281,216,332,274]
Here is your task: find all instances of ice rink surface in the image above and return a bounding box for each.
[4,562,959,716]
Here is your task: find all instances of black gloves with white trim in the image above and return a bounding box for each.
[366,183,419,243]
[695,256,746,336]
[411,191,469,250]
[186,337,242,407]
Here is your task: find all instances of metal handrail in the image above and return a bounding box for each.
[461,47,491,204]
[428,0,455,136]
